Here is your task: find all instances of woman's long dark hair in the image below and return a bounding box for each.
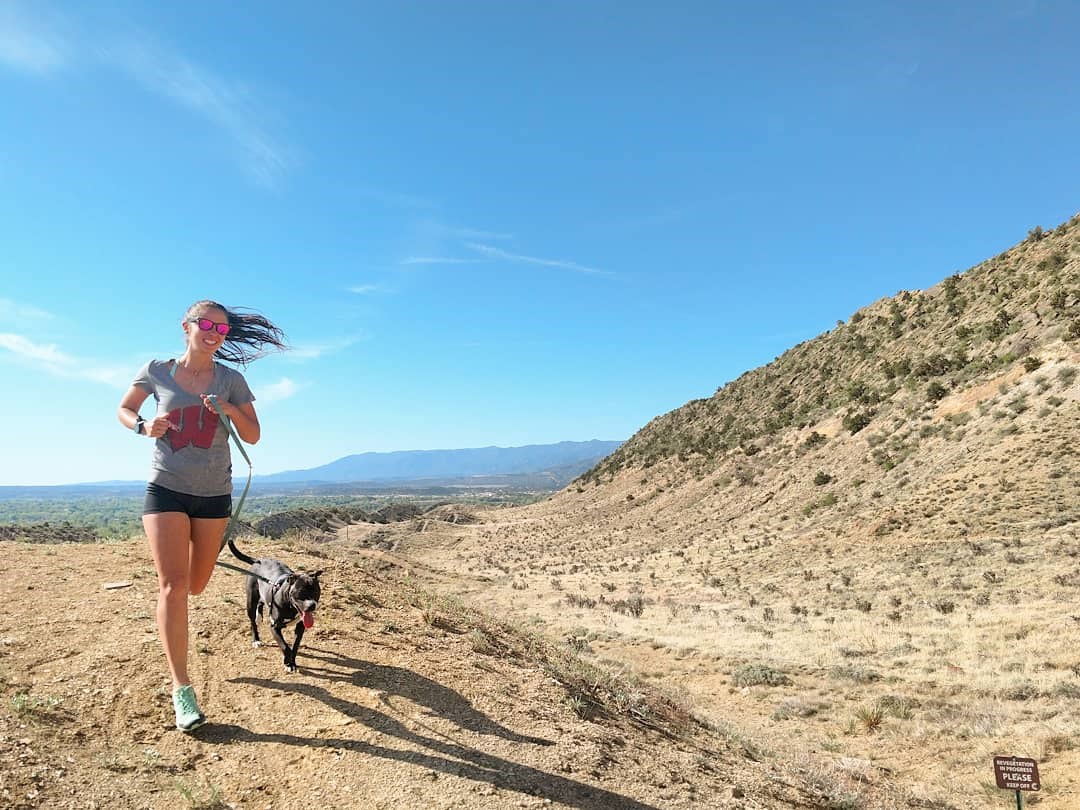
[185,300,288,367]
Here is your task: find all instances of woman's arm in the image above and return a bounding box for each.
[119,385,177,438]
[204,397,261,444]
[117,386,150,433]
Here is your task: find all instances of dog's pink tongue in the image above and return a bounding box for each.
[302,611,315,629]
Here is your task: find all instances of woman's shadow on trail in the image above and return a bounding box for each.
[199,646,663,810]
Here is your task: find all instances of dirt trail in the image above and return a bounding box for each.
[0,538,843,810]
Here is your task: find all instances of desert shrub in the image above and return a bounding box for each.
[772,696,822,720]
[986,308,1011,339]
[843,410,875,434]
[847,380,880,405]
[565,593,597,609]
[881,358,912,378]
[876,694,915,719]
[914,354,952,378]
[1000,679,1039,701]
[732,664,791,687]
[931,599,955,614]
[1052,681,1080,699]
[1039,250,1067,272]
[871,449,896,470]
[829,665,881,683]
[803,493,838,515]
[926,381,948,402]
[735,466,756,486]
[854,703,885,732]
[813,471,834,486]
[888,300,906,337]
[611,594,645,618]
[468,628,503,656]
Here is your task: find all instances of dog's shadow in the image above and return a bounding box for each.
[294,644,552,746]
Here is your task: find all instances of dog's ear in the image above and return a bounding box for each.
[309,570,323,579]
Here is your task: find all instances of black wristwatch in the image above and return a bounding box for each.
[134,416,146,435]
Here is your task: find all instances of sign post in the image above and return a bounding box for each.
[992,756,1040,809]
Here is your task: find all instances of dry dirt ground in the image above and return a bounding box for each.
[357,497,1080,810]
[340,358,1079,809]
[1,537,924,810]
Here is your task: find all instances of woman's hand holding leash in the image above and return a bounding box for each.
[145,415,180,438]
[202,393,237,418]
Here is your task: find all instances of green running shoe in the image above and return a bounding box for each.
[172,684,207,732]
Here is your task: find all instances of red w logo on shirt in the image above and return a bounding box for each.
[167,405,219,451]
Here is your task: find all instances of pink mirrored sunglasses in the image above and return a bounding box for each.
[189,317,231,336]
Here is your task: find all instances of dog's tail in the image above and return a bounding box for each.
[227,536,259,566]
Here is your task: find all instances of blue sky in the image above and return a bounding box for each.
[1,1,1078,486]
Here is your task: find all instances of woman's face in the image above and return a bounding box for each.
[183,306,230,355]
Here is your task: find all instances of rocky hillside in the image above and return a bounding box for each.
[576,214,1078,540]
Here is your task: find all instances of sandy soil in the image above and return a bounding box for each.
[0,538,905,810]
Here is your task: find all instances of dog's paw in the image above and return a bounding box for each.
[285,663,298,673]
[251,641,262,648]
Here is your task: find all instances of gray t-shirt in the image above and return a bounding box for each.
[133,359,255,496]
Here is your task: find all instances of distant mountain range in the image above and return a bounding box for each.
[257,440,623,485]
[0,440,625,499]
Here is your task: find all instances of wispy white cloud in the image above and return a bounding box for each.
[0,298,56,322]
[0,332,129,387]
[348,284,382,294]
[100,39,291,187]
[400,256,483,266]
[465,243,612,277]
[424,222,513,241]
[258,377,302,404]
[0,3,69,74]
[0,332,67,364]
[0,5,291,187]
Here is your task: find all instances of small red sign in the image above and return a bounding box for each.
[993,756,1041,791]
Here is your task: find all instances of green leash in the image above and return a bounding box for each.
[204,393,269,584]
[203,394,252,551]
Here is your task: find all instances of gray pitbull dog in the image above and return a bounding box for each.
[228,538,322,672]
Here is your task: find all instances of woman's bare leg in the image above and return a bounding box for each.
[189,518,228,596]
[144,512,193,687]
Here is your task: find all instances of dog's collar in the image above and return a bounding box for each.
[271,573,291,595]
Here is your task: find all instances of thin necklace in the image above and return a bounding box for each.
[178,359,213,376]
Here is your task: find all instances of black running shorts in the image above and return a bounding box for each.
[143,482,232,519]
